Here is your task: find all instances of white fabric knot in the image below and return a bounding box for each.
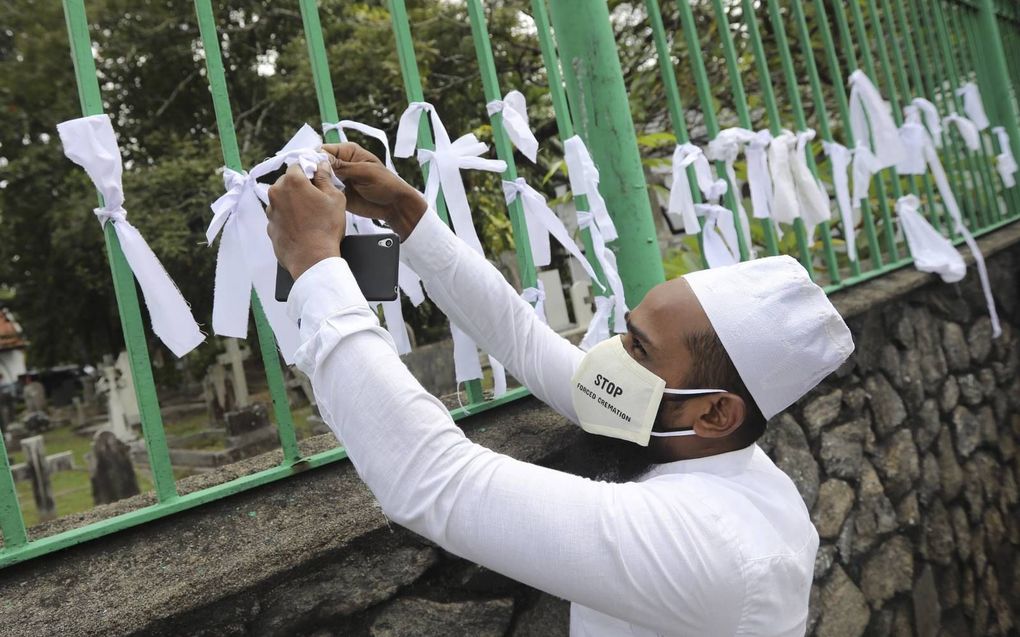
[521,280,547,324]
[992,126,1017,188]
[895,194,965,283]
[791,130,831,242]
[322,120,396,172]
[956,82,990,131]
[908,98,943,145]
[694,203,740,268]
[580,295,615,351]
[486,90,539,163]
[562,135,618,242]
[848,69,906,169]
[823,141,859,263]
[57,114,204,358]
[943,114,982,151]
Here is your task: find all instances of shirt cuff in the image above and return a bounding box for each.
[400,206,460,275]
[286,256,369,330]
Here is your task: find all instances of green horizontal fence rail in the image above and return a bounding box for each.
[2,0,1019,569]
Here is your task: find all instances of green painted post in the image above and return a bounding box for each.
[465,0,537,292]
[0,434,27,549]
[194,0,300,465]
[545,0,665,304]
[387,0,485,405]
[530,0,612,288]
[62,0,178,502]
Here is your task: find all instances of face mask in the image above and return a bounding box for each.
[570,335,726,446]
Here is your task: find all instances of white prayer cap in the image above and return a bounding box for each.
[683,256,854,419]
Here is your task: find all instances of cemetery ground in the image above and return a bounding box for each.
[7,390,322,527]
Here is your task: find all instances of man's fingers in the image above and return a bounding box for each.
[311,161,335,192]
[320,142,381,166]
[331,157,382,185]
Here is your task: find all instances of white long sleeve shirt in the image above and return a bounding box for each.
[288,208,818,636]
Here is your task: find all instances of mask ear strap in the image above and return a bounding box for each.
[660,388,727,401]
[649,428,698,438]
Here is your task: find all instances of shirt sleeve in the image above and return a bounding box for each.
[399,208,584,423]
[286,258,740,636]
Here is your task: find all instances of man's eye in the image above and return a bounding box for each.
[632,338,646,356]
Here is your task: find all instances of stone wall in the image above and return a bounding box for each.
[1,227,1018,637]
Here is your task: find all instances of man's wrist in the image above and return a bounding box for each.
[388,188,428,241]
[288,246,341,281]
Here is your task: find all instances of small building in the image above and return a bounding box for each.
[0,308,27,387]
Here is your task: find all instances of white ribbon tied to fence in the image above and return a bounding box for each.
[395,102,508,390]
[322,120,396,172]
[847,70,906,212]
[669,143,740,268]
[791,130,832,243]
[206,124,340,363]
[823,141,859,263]
[57,114,205,358]
[520,279,547,325]
[901,111,1002,337]
[943,113,982,152]
[746,130,776,222]
[911,98,944,146]
[956,82,990,131]
[895,194,966,283]
[767,132,799,239]
[706,127,759,252]
[486,90,539,164]
[562,135,619,242]
[992,126,1018,188]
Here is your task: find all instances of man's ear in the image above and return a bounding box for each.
[692,393,745,439]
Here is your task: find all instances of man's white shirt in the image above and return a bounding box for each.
[288,207,819,636]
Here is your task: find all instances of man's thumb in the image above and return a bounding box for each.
[312,160,335,192]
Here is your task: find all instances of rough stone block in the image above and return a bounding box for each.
[895,492,919,529]
[939,376,960,414]
[814,545,836,581]
[936,429,964,500]
[853,461,897,554]
[511,594,569,637]
[951,406,981,458]
[816,565,870,637]
[976,406,997,445]
[941,322,970,372]
[956,374,983,407]
[912,566,941,637]
[919,452,940,507]
[914,399,941,453]
[803,390,843,440]
[813,480,855,540]
[370,597,513,637]
[843,387,868,413]
[875,429,920,500]
[820,418,868,480]
[865,374,906,438]
[977,368,997,399]
[922,500,954,566]
[897,349,925,409]
[860,535,913,608]
[967,317,994,363]
[950,506,971,561]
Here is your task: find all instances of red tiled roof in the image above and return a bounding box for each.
[0,309,26,350]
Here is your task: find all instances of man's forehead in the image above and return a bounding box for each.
[638,278,712,331]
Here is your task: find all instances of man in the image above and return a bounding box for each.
[265,144,854,636]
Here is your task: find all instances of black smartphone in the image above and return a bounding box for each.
[275,233,400,303]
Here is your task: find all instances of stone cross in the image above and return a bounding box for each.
[21,435,56,522]
[88,430,140,505]
[217,338,250,409]
[99,351,140,442]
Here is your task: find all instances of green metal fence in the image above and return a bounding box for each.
[1,0,1018,568]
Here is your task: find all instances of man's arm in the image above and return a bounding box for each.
[287,260,738,636]
[400,207,583,422]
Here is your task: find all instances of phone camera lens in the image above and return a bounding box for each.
[379,238,394,248]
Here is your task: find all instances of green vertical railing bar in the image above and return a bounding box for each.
[846,0,903,262]
[62,0,178,502]
[827,0,888,268]
[673,0,750,263]
[705,0,781,256]
[762,0,841,283]
[643,0,710,267]
[529,0,612,288]
[465,0,537,292]
[298,0,340,144]
[0,431,27,548]
[387,0,484,405]
[193,0,300,465]
[739,0,816,274]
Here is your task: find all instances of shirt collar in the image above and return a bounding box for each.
[639,443,759,480]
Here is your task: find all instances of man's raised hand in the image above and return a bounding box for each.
[321,142,427,240]
[266,162,346,280]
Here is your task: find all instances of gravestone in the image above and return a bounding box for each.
[22,435,56,522]
[224,403,272,448]
[22,411,51,435]
[98,352,140,441]
[89,430,140,505]
[22,379,47,413]
[538,270,572,332]
[218,339,250,409]
[570,282,595,329]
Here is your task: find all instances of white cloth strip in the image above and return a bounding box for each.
[521,281,547,324]
[322,120,396,172]
[992,126,1017,189]
[394,102,507,384]
[57,114,205,358]
[562,135,618,243]
[851,146,882,211]
[486,90,539,163]
[792,130,831,243]
[579,295,614,351]
[669,142,740,268]
[848,70,906,170]
[956,82,990,131]
[895,194,966,284]
[910,98,943,146]
[767,131,798,237]
[898,109,930,176]
[695,203,740,268]
[746,130,775,221]
[943,114,982,152]
[823,141,858,263]
[578,211,628,335]
[502,178,601,285]
[207,124,338,363]
[667,143,704,234]
[918,128,1002,337]
[707,128,760,254]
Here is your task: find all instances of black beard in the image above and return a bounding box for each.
[557,431,657,483]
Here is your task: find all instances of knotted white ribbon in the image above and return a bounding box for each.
[486,90,539,163]
[898,107,932,176]
[956,82,990,131]
[322,120,396,172]
[912,124,1001,337]
[669,143,740,267]
[706,127,761,252]
[910,98,943,146]
[576,210,628,333]
[992,126,1018,188]
[747,130,776,221]
[791,130,832,242]
[562,135,618,242]
[943,114,982,152]
[767,132,798,237]
[206,125,338,363]
[848,70,906,170]
[395,102,507,388]
[57,115,205,358]
[824,141,859,263]
[520,280,547,324]
[896,194,965,283]
[580,295,614,351]
[502,178,601,284]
